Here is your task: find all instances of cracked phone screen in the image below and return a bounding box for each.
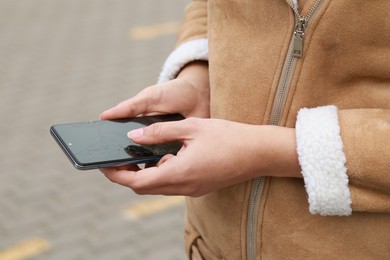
[51,115,183,166]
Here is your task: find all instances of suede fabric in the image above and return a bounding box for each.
[176,0,390,258]
[339,109,390,213]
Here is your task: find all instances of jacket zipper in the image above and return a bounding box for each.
[246,1,324,259]
[246,177,264,260]
[270,0,323,125]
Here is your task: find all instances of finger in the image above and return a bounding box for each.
[100,98,147,120]
[100,86,165,120]
[102,158,195,196]
[130,156,185,190]
[156,154,175,167]
[128,159,201,196]
[128,119,195,145]
[101,167,138,187]
[144,153,174,169]
[101,167,160,194]
[100,164,140,173]
[101,164,174,191]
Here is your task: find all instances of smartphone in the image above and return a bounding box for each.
[50,114,184,170]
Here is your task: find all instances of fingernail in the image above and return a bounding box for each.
[128,128,144,139]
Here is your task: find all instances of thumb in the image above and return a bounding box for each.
[128,120,190,145]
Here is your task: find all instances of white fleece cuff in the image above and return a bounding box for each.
[296,105,352,216]
[158,38,208,83]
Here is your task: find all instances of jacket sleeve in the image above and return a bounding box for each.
[158,0,208,83]
[296,106,390,216]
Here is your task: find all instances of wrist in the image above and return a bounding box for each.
[249,125,301,178]
[270,126,301,178]
[177,61,209,89]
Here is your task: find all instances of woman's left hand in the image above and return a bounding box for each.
[101,118,301,196]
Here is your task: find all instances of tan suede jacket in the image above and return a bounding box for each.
[158,0,390,259]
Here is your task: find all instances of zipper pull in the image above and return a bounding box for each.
[293,17,306,58]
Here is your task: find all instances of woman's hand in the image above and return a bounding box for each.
[100,61,210,121]
[101,118,302,196]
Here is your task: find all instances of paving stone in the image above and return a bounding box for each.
[0,0,190,259]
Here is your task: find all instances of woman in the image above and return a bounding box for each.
[100,0,390,258]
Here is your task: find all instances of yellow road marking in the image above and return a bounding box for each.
[0,238,50,260]
[130,21,180,40]
[124,196,185,220]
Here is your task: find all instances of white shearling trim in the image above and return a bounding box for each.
[296,105,352,216]
[158,38,208,83]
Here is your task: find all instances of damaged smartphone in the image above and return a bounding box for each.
[50,114,184,170]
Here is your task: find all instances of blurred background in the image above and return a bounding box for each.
[0,0,190,259]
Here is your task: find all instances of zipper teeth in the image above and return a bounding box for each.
[271,0,324,126]
[306,0,323,20]
[287,0,323,20]
[247,177,264,260]
[270,51,295,126]
[285,0,300,16]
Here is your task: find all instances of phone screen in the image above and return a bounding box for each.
[50,114,184,170]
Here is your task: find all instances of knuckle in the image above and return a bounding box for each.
[187,187,203,197]
[186,117,208,130]
[149,122,164,137]
[181,181,203,197]
[142,85,161,104]
[182,117,201,133]
[185,117,198,125]
[131,182,145,195]
[132,188,146,195]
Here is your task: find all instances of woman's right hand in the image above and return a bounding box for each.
[100,61,210,121]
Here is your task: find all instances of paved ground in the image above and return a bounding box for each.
[0,0,190,259]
